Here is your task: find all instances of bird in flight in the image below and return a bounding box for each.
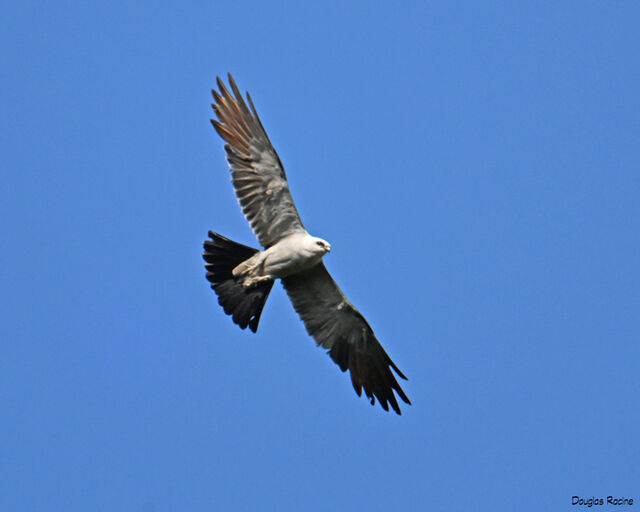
[203,74,411,414]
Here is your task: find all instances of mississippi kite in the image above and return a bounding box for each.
[203,74,411,414]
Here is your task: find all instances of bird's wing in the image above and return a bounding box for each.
[211,74,305,249]
[282,263,411,414]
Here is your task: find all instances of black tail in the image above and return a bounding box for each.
[203,231,274,332]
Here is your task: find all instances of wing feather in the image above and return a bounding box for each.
[211,74,305,248]
[282,263,411,414]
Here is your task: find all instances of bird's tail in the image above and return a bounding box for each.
[203,231,274,332]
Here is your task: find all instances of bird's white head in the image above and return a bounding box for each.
[311,236,331,255]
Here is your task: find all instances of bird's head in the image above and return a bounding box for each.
[311,237,331,255]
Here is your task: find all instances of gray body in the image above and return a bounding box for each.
[233,232,331,286]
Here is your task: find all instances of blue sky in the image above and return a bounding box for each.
[2,1,639,511]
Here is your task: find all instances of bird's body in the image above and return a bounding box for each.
[232,232,331,287]
[203,74,411,414]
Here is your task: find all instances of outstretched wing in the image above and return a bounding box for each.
[211,74,305,249]
[282,263,411,414]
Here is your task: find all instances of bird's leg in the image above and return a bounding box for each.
[245,275,273,287]
[233,253,272,288]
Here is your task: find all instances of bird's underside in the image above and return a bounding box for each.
[203,73,411,414]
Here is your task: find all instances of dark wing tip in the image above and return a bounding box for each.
[227,73,240,96]
[215,75,225,92]
[390,360,409,381]
[336,339,410,415]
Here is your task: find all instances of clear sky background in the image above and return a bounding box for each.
[1,2,639,511]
